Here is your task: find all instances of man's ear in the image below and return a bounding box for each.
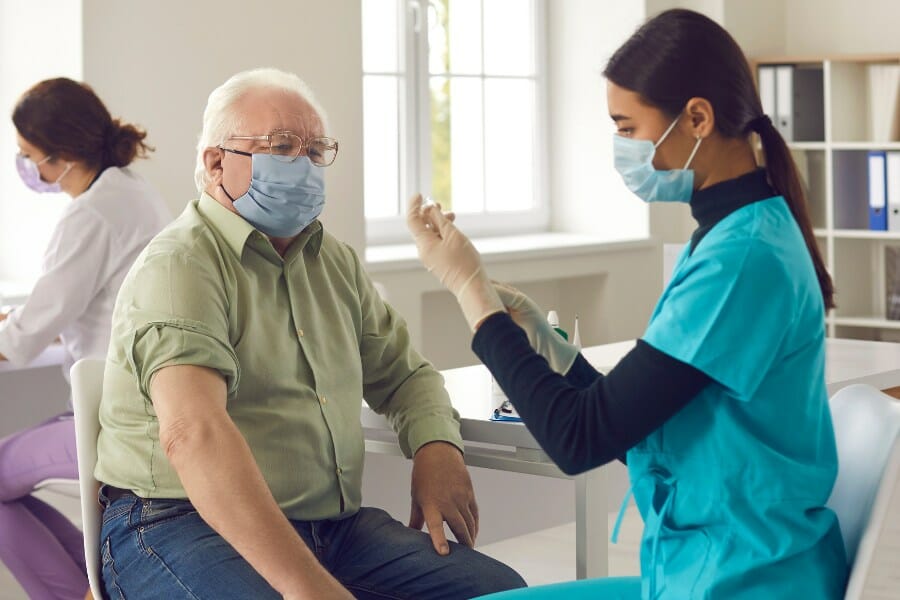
[203,147,225,186]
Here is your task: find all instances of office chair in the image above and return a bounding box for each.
[32,477,80,499]
[70,358,106,600]
[826,383,900,599]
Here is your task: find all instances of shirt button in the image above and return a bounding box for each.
[320,395,327,405]
[336,467,343,475]
[297,328,304,337]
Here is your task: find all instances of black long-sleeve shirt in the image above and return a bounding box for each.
[472,169,777,475]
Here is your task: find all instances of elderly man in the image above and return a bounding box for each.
[93,68,525,600]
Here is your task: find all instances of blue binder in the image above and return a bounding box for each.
[869,151,888,231]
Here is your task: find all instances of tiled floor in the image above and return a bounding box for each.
[0,494,644,599]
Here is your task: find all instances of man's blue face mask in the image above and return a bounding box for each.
[613,114,702,203]
[222,153,325,238]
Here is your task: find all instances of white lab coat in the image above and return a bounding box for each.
[0,166,170,379]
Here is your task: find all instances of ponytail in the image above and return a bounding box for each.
[752,117,835,309]
[103,119,154,169]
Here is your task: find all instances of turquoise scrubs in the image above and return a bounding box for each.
[631,195,847,598]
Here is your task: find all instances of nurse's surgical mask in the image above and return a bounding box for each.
[613,114,702,203]
[16,154,72,193]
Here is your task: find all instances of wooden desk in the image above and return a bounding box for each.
[362,337,900,579]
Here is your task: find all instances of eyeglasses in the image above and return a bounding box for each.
[219,130,339,167]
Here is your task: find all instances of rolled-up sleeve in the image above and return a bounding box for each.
[352,249,462,458]
[119,250,239,402]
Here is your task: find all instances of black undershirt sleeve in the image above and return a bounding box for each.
[472,312,712,475]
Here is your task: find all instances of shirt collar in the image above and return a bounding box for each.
[197,192,324,262]
[687,168,777,254]
[197,192,255,257]
[689,168,776,229]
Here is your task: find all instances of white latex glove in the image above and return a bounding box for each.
[407,194,505,331]
[492,281,579,374]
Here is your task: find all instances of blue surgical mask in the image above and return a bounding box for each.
[223,153,325,238]
[613,115,702,203]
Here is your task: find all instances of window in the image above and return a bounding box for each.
[362,0,547,244]
[0,2,82,282]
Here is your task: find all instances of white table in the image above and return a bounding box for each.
[362,337,900,580]
[0,343,66,373]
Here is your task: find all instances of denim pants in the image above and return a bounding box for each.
[99,488,526,599]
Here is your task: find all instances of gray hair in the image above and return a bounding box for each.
[194,67,329,192]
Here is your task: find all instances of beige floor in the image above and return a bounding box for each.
[477,507,642,587]
[0,493,643,599]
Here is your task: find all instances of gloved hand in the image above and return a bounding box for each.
[407,194,505,331]
[492,281,579,374]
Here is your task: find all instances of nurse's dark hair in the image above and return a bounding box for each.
[604,9,835,310]
[12,78,153,171]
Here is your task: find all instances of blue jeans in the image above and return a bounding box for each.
[99,488,525,599]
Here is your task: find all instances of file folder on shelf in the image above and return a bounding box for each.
[792,67,825,141]
[758,66,776,123]
[888,152,900,232]
[757,64,824,142]
[869,150,888,231]
[775,65,794,141]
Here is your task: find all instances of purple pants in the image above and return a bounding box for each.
[0,414,87,599]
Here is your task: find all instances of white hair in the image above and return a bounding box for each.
[194,67,329,192]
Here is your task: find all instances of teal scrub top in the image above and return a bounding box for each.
[632,196,847,599]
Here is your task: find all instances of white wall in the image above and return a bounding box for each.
[81,0,365,251]
[547,0,649,241]
[784,0,900,56]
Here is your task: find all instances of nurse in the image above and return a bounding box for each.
[0,78,170,599]
[407,8,847,600]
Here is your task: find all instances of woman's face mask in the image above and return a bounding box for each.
[221,153,325,238]
[613,113,702,203]
[16,154,72,193]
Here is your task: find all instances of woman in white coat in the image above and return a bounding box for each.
[0,78,170,599]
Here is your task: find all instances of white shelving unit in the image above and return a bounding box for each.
[754,54,900,342]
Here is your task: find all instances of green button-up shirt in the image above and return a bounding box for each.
[95,193,462,520]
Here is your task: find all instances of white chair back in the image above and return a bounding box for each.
[827,384,900,563]
[70,358,106,600]
[843,441,900,599]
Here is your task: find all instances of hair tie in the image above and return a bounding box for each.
[748,114,772,132]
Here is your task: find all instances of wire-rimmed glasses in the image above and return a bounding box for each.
[220,130,339,166]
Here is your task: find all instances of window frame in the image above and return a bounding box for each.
[364,0,550,246]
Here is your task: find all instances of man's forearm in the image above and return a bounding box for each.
[164,416,344,596]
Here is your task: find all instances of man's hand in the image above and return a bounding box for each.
[409,441,478,555]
